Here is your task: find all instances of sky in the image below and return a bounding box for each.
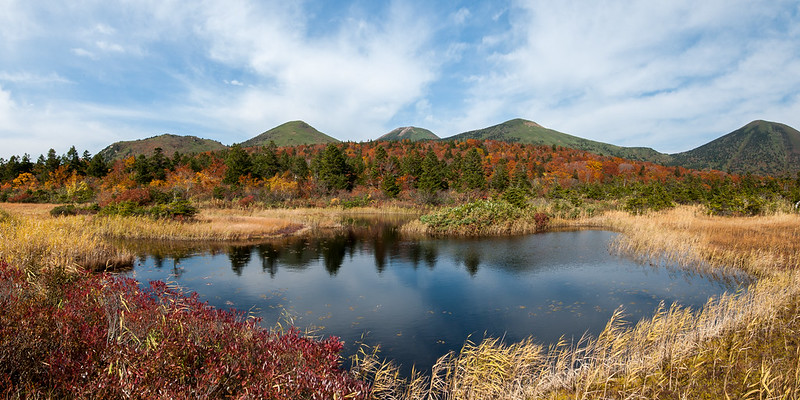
[0,0,799,159]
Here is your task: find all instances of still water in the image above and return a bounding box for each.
[124,221,742,373]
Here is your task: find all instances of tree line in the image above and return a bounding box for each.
[2,139,799,216]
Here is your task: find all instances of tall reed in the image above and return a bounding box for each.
[358,206,800,399]
[0,212,133,274]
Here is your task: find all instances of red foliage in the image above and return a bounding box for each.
[0,262,369,399]
[100,187,152,207]
[6,192,32,203]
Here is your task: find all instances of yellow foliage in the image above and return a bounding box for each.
[267,172,299,194]
[12,172,37,190]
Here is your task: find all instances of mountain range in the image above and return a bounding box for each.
[98,119,800,177]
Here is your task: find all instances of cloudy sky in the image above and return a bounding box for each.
[0,0,798,158]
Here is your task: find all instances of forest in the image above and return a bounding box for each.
[2,139,800,218]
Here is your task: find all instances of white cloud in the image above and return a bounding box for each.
[0,71,71,84]
[71,48,97,60]
[445,0,800,152]
[95,40,125,53]
[191,0,438,141]
[1,0,798,158]
[452,8,471,25]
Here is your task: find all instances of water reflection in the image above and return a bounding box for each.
[123,221,747,376]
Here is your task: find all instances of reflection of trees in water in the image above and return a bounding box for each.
[228,246,252,276]
[464,250,480,276]
[256,243,280,278]
[134,218,496,277]
[423,245,438,269]
[321,232,355,275]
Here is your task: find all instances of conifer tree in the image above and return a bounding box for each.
[460,148,485,190]
[223,144,252,184]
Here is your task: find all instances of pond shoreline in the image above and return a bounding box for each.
[2,202,800,398]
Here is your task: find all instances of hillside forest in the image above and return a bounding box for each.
[2,139,800,218]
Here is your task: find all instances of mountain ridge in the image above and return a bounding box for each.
[377,126,439,141]
[97,118,800,177]
[668,120,800,176]
[241,121,339,148]
[443,118,672,163]
[98,134,226,160]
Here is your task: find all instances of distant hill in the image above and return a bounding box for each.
[378,126,439,141]
[242,121,339,147]
[669,120,800,176]
[99,134,226,160]
[445,119,671,163]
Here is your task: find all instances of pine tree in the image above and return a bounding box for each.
[223,144,252,184]
[86,154,109,178]
[460,148,485,190]
[318,144,353,191]
[418,150,446,193]
[489,160,509,191]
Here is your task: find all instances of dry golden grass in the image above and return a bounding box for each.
[0,210,133,273]
[0,202,59,218]
[4,201,800,398]
[0,203,419,273]
[357,206,800,399]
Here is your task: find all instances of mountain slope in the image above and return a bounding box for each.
[669,120,800,175]
[446,119,671,163]
[242,121,339,147]
[378,127,439,141]
[99,134,227,160]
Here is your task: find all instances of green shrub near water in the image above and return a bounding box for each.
[99,199,198,220]
[419,199,549,235]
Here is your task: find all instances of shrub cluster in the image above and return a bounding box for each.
[0,262,368,399]
[98,199,199,220]
[419,199,549,235]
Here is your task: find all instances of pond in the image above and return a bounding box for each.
[123,219,744,374]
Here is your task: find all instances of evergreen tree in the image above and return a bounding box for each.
[65,146,82,174]
[86,154,109,178]
[460,148,485,190]
[251,147,280,179]
[380,173,401,198]
[318,144,353,191]
[150,147,168,181]
[290,156,309,181]
[489,159,510,191]
[133,154,153,185]
[223,144,252,184]
[401,150,423,187]
[418,150,446,193]
[511,164,531,189]
[347,147,366,185]
[45,148,61,173]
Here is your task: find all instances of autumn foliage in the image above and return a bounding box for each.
[0,262,368,399]
[1,140,799,215]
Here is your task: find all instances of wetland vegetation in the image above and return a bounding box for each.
[2,138,800,398]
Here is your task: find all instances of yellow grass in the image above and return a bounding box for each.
[356,206,800,399]
[4,202,800,398]
[0,209,133,273]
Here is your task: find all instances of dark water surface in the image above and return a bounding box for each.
[124,220,743,374]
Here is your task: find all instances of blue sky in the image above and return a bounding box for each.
[0,0,799,159]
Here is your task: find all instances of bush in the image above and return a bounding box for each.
[0,262,369,399]
[418,199,549,235]
[50,204,78,217]
[100,200,198,220]
[50,204,101,217]
[501,187,529,208]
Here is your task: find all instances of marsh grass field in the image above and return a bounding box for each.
[2,202,800,398]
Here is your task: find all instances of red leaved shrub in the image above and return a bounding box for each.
[99,187,152,207]
[0,262,369,399]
